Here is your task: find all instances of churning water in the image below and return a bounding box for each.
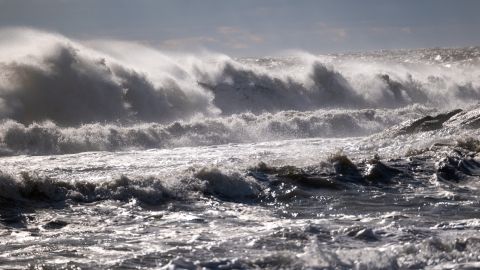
[1,28,480,269]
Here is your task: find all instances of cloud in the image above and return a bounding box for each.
[369,26,413,35]
[160,36,217,49]
[315,22,348,42]
[217,26,264,49]
[400,27,412,34]
[158,27,265,51]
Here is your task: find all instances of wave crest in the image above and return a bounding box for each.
[0,28,479,129]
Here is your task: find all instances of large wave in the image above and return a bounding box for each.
[0,29,217,125]
[0,28,479,127]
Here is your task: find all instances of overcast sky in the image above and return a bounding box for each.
[1,0,479,56]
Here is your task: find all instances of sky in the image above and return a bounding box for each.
[0,0,479,56]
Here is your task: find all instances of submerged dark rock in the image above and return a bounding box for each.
[365,160,402,183]
[344,226,380,241]
[436,160,459,182]
[251,155,382,192]
[43,220,68,230]
[436,151,480,182]
[398,109,462,135]
[354,228,380,242]
[251,154,407,192]
[329,154,363,183]
[251,162,343,190]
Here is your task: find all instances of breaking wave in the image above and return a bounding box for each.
[0,106,431,155]
[0,166,263,205]
[0,28,479,128]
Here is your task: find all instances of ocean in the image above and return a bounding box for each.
[0,29,480,269]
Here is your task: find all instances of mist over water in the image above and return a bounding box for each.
[1,28,480,269]
[0,28,478,156]
[0,28,479,126]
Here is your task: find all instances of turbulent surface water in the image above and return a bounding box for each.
[1,29,480,269]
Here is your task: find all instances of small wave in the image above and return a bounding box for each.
[0,172,173,204]
[193,168,261,199]
[0,153,404,205]
[0,145,477,207]
[0,167,263,205]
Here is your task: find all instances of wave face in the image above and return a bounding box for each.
[0,28,479,129]
[0,29,216,126]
